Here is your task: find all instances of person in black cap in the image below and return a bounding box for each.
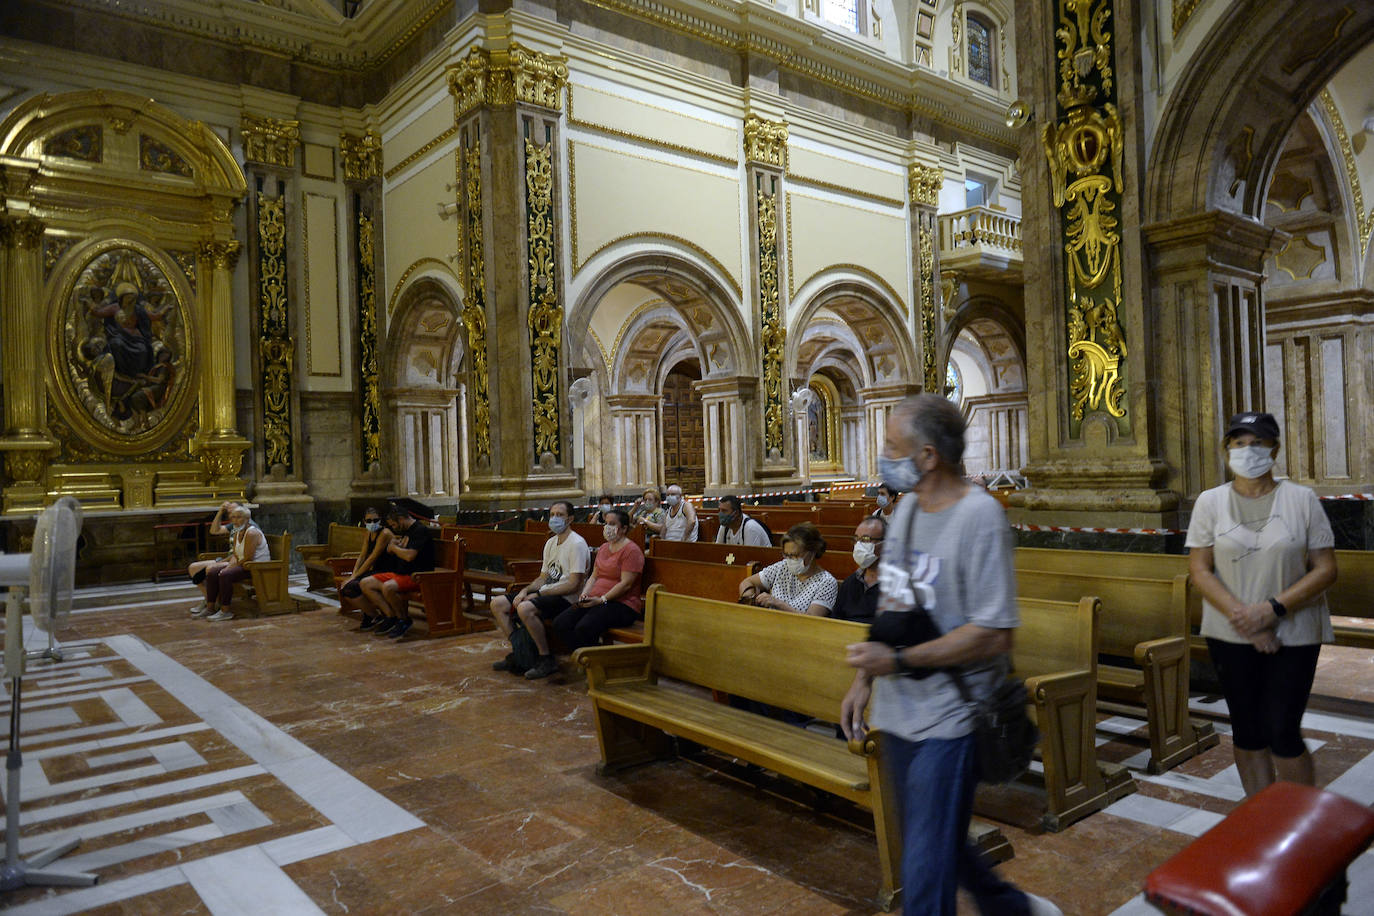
[1185,410,1338,796]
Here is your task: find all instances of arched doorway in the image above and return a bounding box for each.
[941,297,1027,477]
[382,277,466,501]
[661,360,706,493]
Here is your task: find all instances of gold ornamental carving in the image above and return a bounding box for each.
[460,142,493,465]
[525,136,563,464]
[1043,0,1128,432]
[1320,90,1373,258]
[744,116,789,171]
[446,43,568,119]
[255,192,294,473]
[198,442,244,482]
[356,211,383,470]
[4,450,47,484]
[140,134,193,177]
[241,114,301,168]
[918,225,939,392]
[1,216,47,249]
[47,241,197,454]
[198,239,241,271]
[43,124,102,162]
[340,130,382,182]
[757,184,786,458]
[908,163,942,208]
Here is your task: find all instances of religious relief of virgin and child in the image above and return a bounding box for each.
[61,248,189,438]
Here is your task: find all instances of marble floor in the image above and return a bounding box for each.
[2,578,1373,915]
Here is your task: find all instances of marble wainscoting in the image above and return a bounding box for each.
[2,584,1373,914]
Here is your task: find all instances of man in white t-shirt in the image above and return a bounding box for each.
[491,500,589,680]
[661,484,698,542]
[714,495,770,547]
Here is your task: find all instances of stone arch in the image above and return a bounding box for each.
[1146,0,1374,223]
[382,274,467,501]
[787,267,919,391]
[941,296,1027,477]
[939,294,1026,381]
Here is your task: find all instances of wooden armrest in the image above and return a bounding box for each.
[505,559,544,580]
[848,728,882,759]
[244,559,285,572]
[1023,668,1093,706]
[326,557,357,576]
[296,544,331,561]
[572,644,653,689]
[196,551,225,561]
[1134,635,1187,667]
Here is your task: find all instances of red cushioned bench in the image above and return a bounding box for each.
[1145,781,1374,915]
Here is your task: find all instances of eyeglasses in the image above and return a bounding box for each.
[363,518,381,524]
[855,536,884,544]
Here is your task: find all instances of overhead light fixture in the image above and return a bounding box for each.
[1004,100,1033,130]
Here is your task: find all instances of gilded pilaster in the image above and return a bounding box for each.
[241,115,301,169]
[254,187,295,475]
[0,215,57,510]
[355,205,383,473]
[192,238,249,484]
[340,131,382,183]
[909,163,943,393]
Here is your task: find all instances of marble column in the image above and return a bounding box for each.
[388,388,462,499]
[695,377,755,495]
[859,383,921,482]
[840,405,865,480]
[791,388,813,487]
[607,394,661,491]
[447,42,579,506]
[0,214,57,512]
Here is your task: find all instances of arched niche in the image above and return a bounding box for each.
[0,89,247,513]
[787,269,918,389]
[382,275,467,501]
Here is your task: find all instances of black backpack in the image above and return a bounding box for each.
[747,515,773,543]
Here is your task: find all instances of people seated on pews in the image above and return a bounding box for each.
[831,516,885,624]
[359,506,437,640]
[842,393,1060,916]
[187,500,240,616]
[588,495,616,525]
[1186,411,1338,796]
[660,484,698,542]
[872,483,900,520]
[714,494,771,547]
[341,507,394,610]
[492,500,590,680]
[190,504,268,622]
[737,522,838,616]
[552,508,644,651]
[630,488,667,538]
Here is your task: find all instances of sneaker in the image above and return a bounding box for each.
[189,602,211,618]
[206,609,234,622]
[358,614,378,630]
[373,618,397,635]
[492,654,519,672]
[524,656,559,680]
[388,618,414,639]
[1026,893,1064,916]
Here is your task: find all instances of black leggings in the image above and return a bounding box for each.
[551,600,638,651]
[1207,638,1321,758]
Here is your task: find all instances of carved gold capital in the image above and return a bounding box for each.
[241,114,301,168]
[908,163,942,208]
[198,239,241,271]
[0,216,47,249]
[3,449,47,485]
[196,441,246,482]
[446,43,568,119]
[340,130,382,182]
[744,115,789,171]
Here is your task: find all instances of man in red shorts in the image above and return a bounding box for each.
[361,505,436,640]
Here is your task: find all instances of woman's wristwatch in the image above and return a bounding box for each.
[1268,597,1288,619]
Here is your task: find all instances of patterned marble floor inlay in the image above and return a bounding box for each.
[0,634,423,915]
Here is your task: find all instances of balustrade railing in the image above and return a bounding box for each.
[938,206,1022,255]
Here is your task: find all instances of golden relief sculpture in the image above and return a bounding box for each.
[1320,90,1373,259]
[908,163,942,208]
[256,193,294,472]
[241,114,301,168]
[49,243,195,452]
[43,236,78,279]
[744,116,789,171]
[461,141,493,465]
[340,130,382,182]
[356,211,383,469]
[1043,0,1128,430]
[918,225,939,392]
[447,43,569,119]
[43,124,102,162]
[139,134,193,177]
[757,184,786,458]
[525,136,563,464]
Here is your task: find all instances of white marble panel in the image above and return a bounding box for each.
[206,800,273,834]
[62,823,224,871]
[181,845,326,915]
[84,746,156,767]
[149,740,207,771]
[1324,750,1374,806]
[7,790,250,854]
[22,762,165,800]
[1109,894,1165,915]
[259,825,354,867]
[0,863,185,915]
[1169,808,1226,837]
[1102,793,1199,829]
[18,707,81,733]
[20,721,127,746]
[267,755,424,844]
[28,722,210,760]
[21,764,266,827]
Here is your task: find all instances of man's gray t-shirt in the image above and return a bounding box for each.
[870,487,1019,742]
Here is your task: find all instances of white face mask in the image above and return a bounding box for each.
[875,494,889,508]
[666,493,680,507]
[852,541,877,569]
[784,556,806,576]
[1229,445,1276,480]
[365,521,381,532]
[603,524,618,541]
[599,504,612,513]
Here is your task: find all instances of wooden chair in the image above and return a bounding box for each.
[296,523,370,592]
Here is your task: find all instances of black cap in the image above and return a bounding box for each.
[1225,411,1280,442]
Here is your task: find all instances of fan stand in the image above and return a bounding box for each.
[1,580,99,892]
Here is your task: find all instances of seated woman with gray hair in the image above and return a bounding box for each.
[187,503,269,622]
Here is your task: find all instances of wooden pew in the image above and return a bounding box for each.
[1329,549,1374,649]
[573,586,1011,911]
[1014,595,1134,830]
[749,505,821,532]
[404,537,479,638]
[204,532,302,616]
[443,525,550,615]
[601,556,757,645]
[524,519,647,550]
[648,538,858,584]
[296,523,369,591]
[1016,569,1219,773]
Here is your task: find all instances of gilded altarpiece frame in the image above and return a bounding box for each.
[1041,0,1130,437]
[523,116,564,466]
[457,128,493,470]
[253,183,296,474]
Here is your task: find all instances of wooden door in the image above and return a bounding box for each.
[661,370,706,493]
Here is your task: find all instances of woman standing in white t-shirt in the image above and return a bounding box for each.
[1185,411,1338,796]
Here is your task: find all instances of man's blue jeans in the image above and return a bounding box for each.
[883,731,1030,916]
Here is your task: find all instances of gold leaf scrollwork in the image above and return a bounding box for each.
[525,136,563,464]
[357,211,383,470]
[241,114,301,168]
[461,143,492,464]
[918,226,939,392]
[757,186,786,458]
[139,134,193,177]
[446,43,568,119]
[744,116,789,171]
[340,130,383,182]
[908,163,942,208]
[4,450,47,484]
[256,193,294,472]
[1055,0,1114,109]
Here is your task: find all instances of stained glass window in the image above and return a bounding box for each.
[946,361,963,405]
[824,0,860,34]
[968,15,994,88]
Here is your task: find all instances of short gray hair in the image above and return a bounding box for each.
[893,394,966,467]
